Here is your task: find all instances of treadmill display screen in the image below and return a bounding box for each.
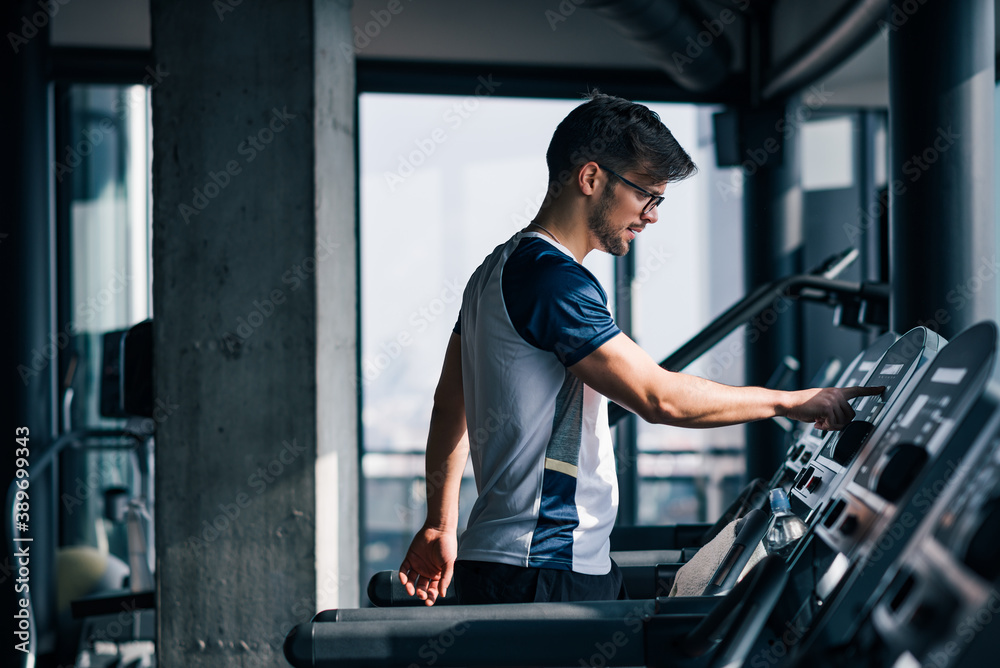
[930,367,968,385]
[821,330,927,462]
[853,324,996,496]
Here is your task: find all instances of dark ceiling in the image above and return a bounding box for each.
[49,0,1000,106]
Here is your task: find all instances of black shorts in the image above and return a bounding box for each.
[453,559,627,605]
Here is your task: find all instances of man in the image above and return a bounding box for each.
[397,93,882,606]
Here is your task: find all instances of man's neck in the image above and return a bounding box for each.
[528,213,591,263]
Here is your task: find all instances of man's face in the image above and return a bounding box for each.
[587,170,664,257]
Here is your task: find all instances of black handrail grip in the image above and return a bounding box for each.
[367,570,456,607]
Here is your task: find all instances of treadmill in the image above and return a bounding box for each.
[283,322,999,668]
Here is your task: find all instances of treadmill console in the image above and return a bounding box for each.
[780,332,898,492]
[791,328,939,521]
[817,322,998,562]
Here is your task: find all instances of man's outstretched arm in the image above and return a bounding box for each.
[571,333,883,430]
[398,332,469,606]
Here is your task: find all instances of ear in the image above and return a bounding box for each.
[577,162,602,196]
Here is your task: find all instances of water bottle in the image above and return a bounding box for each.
[765,488,807,558]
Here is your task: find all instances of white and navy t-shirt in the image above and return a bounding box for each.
[454,231,621,575]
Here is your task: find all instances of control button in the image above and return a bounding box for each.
[873,443,929,502]
[807,476,823,493]
[799,449,812,463]
[796,466,815,490]
[840,513,859,536]
[832,420,875,465]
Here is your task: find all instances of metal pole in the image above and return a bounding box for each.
[614,251,638,525]
[742,104,803,482]
[888,0,996,336]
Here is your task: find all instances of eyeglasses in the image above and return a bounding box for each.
[598,164,664,215]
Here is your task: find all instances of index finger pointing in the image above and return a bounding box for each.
[842,385,886,399]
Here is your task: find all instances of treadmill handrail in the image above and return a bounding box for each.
[609,274,889,425]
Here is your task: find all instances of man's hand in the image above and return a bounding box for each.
[398,525,458,606]
[784,385,886,431]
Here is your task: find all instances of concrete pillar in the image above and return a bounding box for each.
[889,0,995,337]
[151,1,357,666]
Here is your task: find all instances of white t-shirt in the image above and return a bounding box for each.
[454,231,621,575]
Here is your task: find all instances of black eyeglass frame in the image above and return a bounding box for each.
[598,164,665,214]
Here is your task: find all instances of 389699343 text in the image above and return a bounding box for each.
[13,426,32,654]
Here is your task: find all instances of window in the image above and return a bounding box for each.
[630,103,746,524]
[359,94,745,593]
[801,116,855,191]
[56,83,152,562]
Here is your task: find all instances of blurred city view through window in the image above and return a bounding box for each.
[359,93,746,595]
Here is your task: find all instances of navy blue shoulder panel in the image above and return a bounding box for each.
[502,237,621,366]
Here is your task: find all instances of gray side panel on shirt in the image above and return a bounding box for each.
[546,372,584,467]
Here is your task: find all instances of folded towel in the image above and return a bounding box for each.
[669,518,767,597]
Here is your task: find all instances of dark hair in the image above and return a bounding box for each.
[545,92,697,187]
